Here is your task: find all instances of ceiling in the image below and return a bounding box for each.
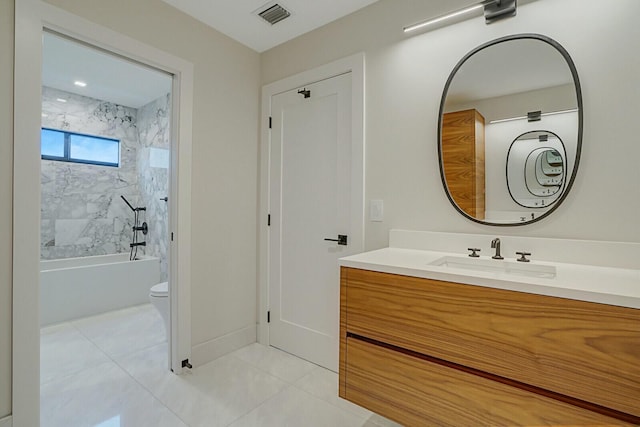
[43,32,173,109]
[160,0,380,53]
[42,1,380,106]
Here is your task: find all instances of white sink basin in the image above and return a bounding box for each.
[429,256,557,279]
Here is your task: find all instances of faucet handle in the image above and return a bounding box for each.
[516,251,531,262]
[468,248,481,258]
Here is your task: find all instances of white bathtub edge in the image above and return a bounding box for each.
[191,325,256,368]
[0,415,12,427]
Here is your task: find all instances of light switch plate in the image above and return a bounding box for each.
[370,199,384,222]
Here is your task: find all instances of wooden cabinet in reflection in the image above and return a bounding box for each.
[441,109,485,219]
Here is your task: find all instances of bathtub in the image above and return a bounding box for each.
[40,253,161,326]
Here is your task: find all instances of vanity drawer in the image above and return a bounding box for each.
[342,267,640,417]
[343,337,628,427]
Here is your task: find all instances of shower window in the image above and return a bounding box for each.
[41,128,120,167]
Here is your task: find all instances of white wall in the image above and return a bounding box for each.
[262,0,640,249]
[43,0,261,357]
[0,0,14,418]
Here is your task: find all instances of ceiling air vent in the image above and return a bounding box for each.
[258,4,291,25]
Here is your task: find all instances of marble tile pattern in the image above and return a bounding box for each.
[41,305,402,427]
[41,87,141,259]
[136,94,171,281]
[41,88,171,275]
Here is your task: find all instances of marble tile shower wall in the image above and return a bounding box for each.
[41,87,170,277]
[41,87,140,260]
[137,94,170,282]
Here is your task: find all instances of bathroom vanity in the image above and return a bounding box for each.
[338,231,640,426]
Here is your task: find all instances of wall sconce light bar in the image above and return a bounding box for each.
[404,0,518,34]
[403,4,484,33]
[489,108,579,124]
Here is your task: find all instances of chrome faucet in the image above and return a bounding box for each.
[491,238,504,260]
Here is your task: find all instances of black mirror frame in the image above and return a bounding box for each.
[437,33,583,226]
[506,130,567,208]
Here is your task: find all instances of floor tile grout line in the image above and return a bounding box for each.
[73,310,189,426]
[39,323,112,387]
[39,359,115,389]
[226,351,314,385]
[108,351,191,427]
[225,383,370,427]
[222,383,296,427]
[289,369,375,422]
[227,344,320,385]
[41,309,190,426]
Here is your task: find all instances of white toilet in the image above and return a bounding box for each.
[149,281,169,340]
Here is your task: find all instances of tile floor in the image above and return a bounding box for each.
[40,304,402,427]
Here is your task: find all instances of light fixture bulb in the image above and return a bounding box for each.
[489,108,579,124]
[404,4,484,33]
[74,81,87,87]
[56,98,67,103]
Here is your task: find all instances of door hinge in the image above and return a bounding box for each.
[269,117,272,129]
[171,232,174,241]
[181,359,192,369]
[297,88,311,98]
[267,311,271,323]
[268,214,271,226]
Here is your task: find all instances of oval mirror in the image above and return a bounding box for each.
[438,34,582,225]
[506,131,566,214]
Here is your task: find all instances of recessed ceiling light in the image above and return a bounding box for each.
[56,98,67,103]
[74,80,87,87]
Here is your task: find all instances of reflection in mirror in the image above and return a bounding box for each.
[438,34,582,225]
[507,131,566,209]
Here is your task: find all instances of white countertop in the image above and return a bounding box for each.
[339,247,640,309]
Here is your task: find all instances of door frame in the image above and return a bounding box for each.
[258,53,365,346]
[13,1,193,425]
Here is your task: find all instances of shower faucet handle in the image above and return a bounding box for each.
[468,248,481,257]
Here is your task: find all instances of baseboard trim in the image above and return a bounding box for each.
[191,324,256,367]
[0,415,12,427]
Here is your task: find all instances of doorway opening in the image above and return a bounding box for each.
[13,4,194,422]
[39,30,174,416]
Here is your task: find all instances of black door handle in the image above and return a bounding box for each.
[324,235,348,246]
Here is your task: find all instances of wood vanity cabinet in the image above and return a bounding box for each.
[339,267,640,426]
[441,109,485,220]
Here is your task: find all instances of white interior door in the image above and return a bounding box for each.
[269,72,358,372]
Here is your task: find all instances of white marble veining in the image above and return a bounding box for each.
[41,305,399,427]
[340,230,640,309]
[41,86,140,260]
[41,88,170,282]
[137,94,171,281]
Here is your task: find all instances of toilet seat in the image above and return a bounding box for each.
[150,281,168,297]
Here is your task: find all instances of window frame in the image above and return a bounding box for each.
[41,127,121,167]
